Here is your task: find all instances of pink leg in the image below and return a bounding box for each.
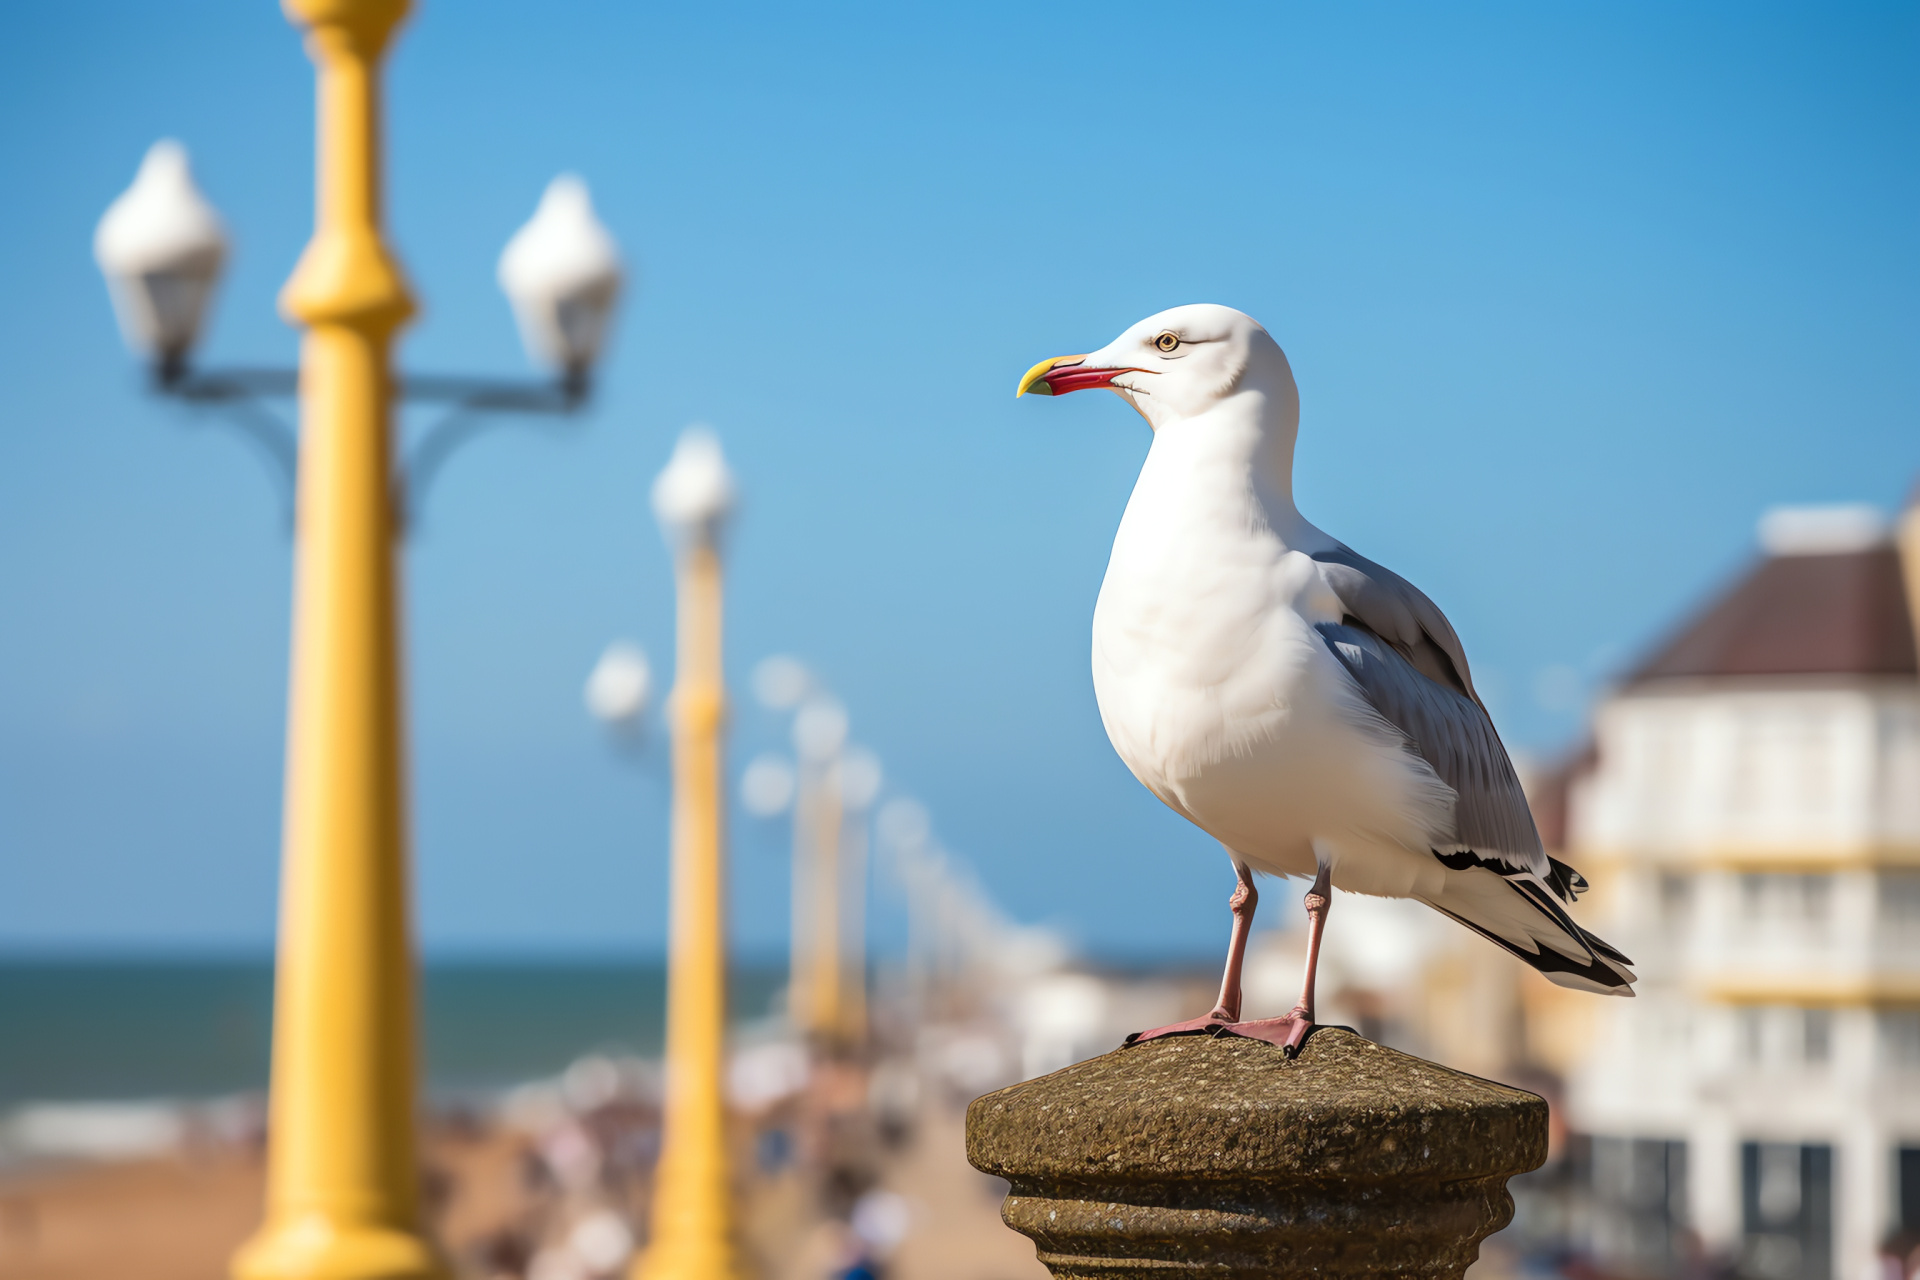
[1221,861,1331,1057]
[1125,863,1258,1044]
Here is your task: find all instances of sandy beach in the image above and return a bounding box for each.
[0,1095,1046,1280]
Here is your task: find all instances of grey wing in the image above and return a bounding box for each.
[1316,621,1547,878]
[1309,545,1483,708]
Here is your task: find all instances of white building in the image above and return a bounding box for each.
[1565,501,1920,1280]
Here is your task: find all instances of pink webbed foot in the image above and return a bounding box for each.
[1123,1013,1232,1046]
[1215,1012,1314,1058]
[1124,1012,1317,1057]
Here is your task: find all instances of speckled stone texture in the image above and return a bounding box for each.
[966,1027,1546,1280]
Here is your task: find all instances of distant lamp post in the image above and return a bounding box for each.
[93,139,228,384]
[875,799,938,1007]
[94,143,625,530]
[793,694,851,1043]
[835,743,884,1044]
[499,175,623,397]
[635,427,745,1280]
[747,658,881,1050]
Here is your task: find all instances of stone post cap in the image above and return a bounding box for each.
[967,1029,1546,1280]
[969,1027,1545,1183]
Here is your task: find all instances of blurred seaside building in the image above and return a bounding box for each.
[1225,497,1920,1280]
[1545,499,1920,1280]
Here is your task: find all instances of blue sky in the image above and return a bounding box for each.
[1,2,1914,957]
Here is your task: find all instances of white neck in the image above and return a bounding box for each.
[1148,384,1315,546]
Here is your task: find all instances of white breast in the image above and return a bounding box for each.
[1090,413,1452,888]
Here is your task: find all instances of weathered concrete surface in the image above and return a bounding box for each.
[966,1028,1546,1280]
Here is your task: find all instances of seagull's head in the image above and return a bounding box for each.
[1016,303,1297,434]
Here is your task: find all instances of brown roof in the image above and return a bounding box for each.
[1625,545,1917,685]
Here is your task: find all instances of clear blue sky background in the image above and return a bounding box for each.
[1,2,1914,958]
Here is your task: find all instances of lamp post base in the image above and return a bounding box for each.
[232,1216,446,1280]
[631,1235,747,1280]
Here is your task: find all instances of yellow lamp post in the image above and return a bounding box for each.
[635,429,746,1280]
[229,3,439,1280]
[803,753,846,1043]
[805,750,882,1049]
[91,9,626,1280]
[833,747,881,1045]
[787,770,819,1040]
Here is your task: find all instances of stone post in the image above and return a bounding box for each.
[966,1028,1546,1280]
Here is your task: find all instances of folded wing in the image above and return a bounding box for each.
[1310,592,1635,995]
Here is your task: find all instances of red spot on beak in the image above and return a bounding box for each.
[1040,359,1144,395]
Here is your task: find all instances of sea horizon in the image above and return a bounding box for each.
[0,953,789,1108]
[0,943,1220,1110]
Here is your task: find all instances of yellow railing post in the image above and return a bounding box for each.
[231,3,438,1280]
[636,431,745,1280]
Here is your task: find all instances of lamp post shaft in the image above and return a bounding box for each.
[841,804,867,1044]
[636,541,744,1280]
[805,764,845,1043]
[788,778,815,1042]
[233,3,438,1280]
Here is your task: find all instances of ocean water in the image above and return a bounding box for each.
[0,957,786,1105]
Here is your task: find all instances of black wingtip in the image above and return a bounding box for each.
[1433,904,1636,992]
[1546,856,1590,902]
[1508,878,1635,968]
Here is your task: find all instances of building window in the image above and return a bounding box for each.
[1883,708,1920,833]
[1742,1142,1833,1280]
[1588,1137,1688,1274]
[1659,872,1691,926]
[1793,717,1834,816]
[1902,1147,1920,1235]
[1802,1009,1831,1065]
[1640,718,1690,822]
[1739,1006,1835,1066]
[1882,871,1920,938]
[1883,1011,1920,1068]
[1800,875,1830,925]
[1738,875,1833,933]
[1740,1007,1766,1063]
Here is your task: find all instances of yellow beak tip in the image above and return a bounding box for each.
[1016,355,1070,399]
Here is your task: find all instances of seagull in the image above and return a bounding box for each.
[1018,304,1635,1056]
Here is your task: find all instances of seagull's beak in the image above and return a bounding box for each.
[1016,354,1143,398]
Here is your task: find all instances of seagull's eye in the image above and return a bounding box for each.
[1153,332,1181,353]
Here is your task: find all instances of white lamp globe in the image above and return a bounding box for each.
[584,641,651,725]
[740,754,798,818]
[94,140,228,375]
[875,798,931,851]
[652,427,735,546]
[497,174,623,384]
[792,696,849,763]
[751,655,813,711]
